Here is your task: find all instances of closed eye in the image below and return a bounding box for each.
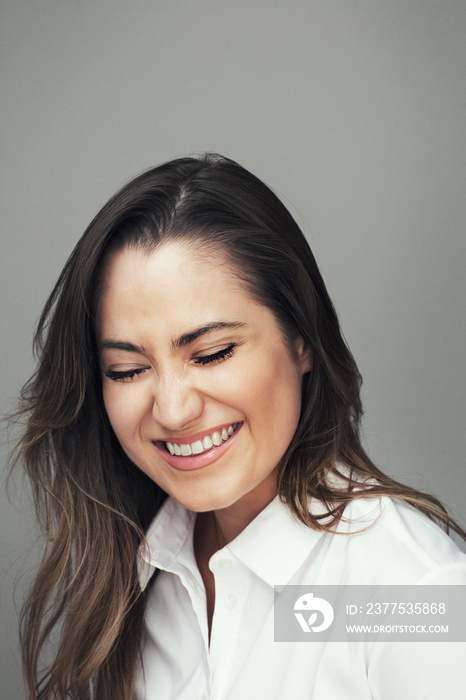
[103,343,237,379]
[104,367,149,382]
[193,344,236,365]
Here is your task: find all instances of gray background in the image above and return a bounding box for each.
[1,1,465,696]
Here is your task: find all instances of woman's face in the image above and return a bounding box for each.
[96,242,311,515]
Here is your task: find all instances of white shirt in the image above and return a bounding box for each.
[135,493,466,700]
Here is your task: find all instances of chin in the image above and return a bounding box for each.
[169,489,242,514]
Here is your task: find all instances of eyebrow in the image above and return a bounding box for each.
[99,321,246,354]
[173,321,246,349]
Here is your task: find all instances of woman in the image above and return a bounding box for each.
[14,154,466,699]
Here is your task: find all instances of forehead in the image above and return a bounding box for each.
[98,241,241,301]
[95,242,260,340]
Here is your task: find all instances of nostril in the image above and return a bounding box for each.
[150,385,205,431]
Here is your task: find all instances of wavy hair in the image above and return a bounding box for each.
[12,153,465,699]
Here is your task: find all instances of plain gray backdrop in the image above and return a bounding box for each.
[1,1,465,697]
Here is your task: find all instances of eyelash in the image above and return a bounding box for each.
[104,368,148,382]
[193,344,236,365]
[104,344,237,382]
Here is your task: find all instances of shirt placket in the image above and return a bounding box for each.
[208,550,251,700]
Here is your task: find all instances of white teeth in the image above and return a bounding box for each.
[212,431,222,446]
[203,435,213,450]
[165,423,238,457]
[191,440,204,455]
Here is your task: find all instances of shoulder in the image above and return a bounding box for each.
[324,494,466,584]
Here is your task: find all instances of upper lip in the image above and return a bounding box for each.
[153,422,242,445]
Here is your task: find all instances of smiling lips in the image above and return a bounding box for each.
[152,422,242,472]
[165,422,239,456]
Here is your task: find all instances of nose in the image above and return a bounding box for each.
[151,372,204,432]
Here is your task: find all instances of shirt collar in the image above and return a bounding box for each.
[138,495,326,591]
[138,497,196,590]
[224,496,326,587]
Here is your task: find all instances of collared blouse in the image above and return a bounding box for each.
[135,494,466,700]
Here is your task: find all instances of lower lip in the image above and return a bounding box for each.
[152,423,243,472]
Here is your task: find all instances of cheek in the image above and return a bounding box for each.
[102,385,149,441]
[102,390,125,440]
[235,349,303,435]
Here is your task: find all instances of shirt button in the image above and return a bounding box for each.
[218,558,232,569]
[225,594,237,609]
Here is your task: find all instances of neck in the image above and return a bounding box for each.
[194,478,278,563]
[212,486,278,546]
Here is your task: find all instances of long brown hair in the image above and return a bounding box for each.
[12,153,465,699]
